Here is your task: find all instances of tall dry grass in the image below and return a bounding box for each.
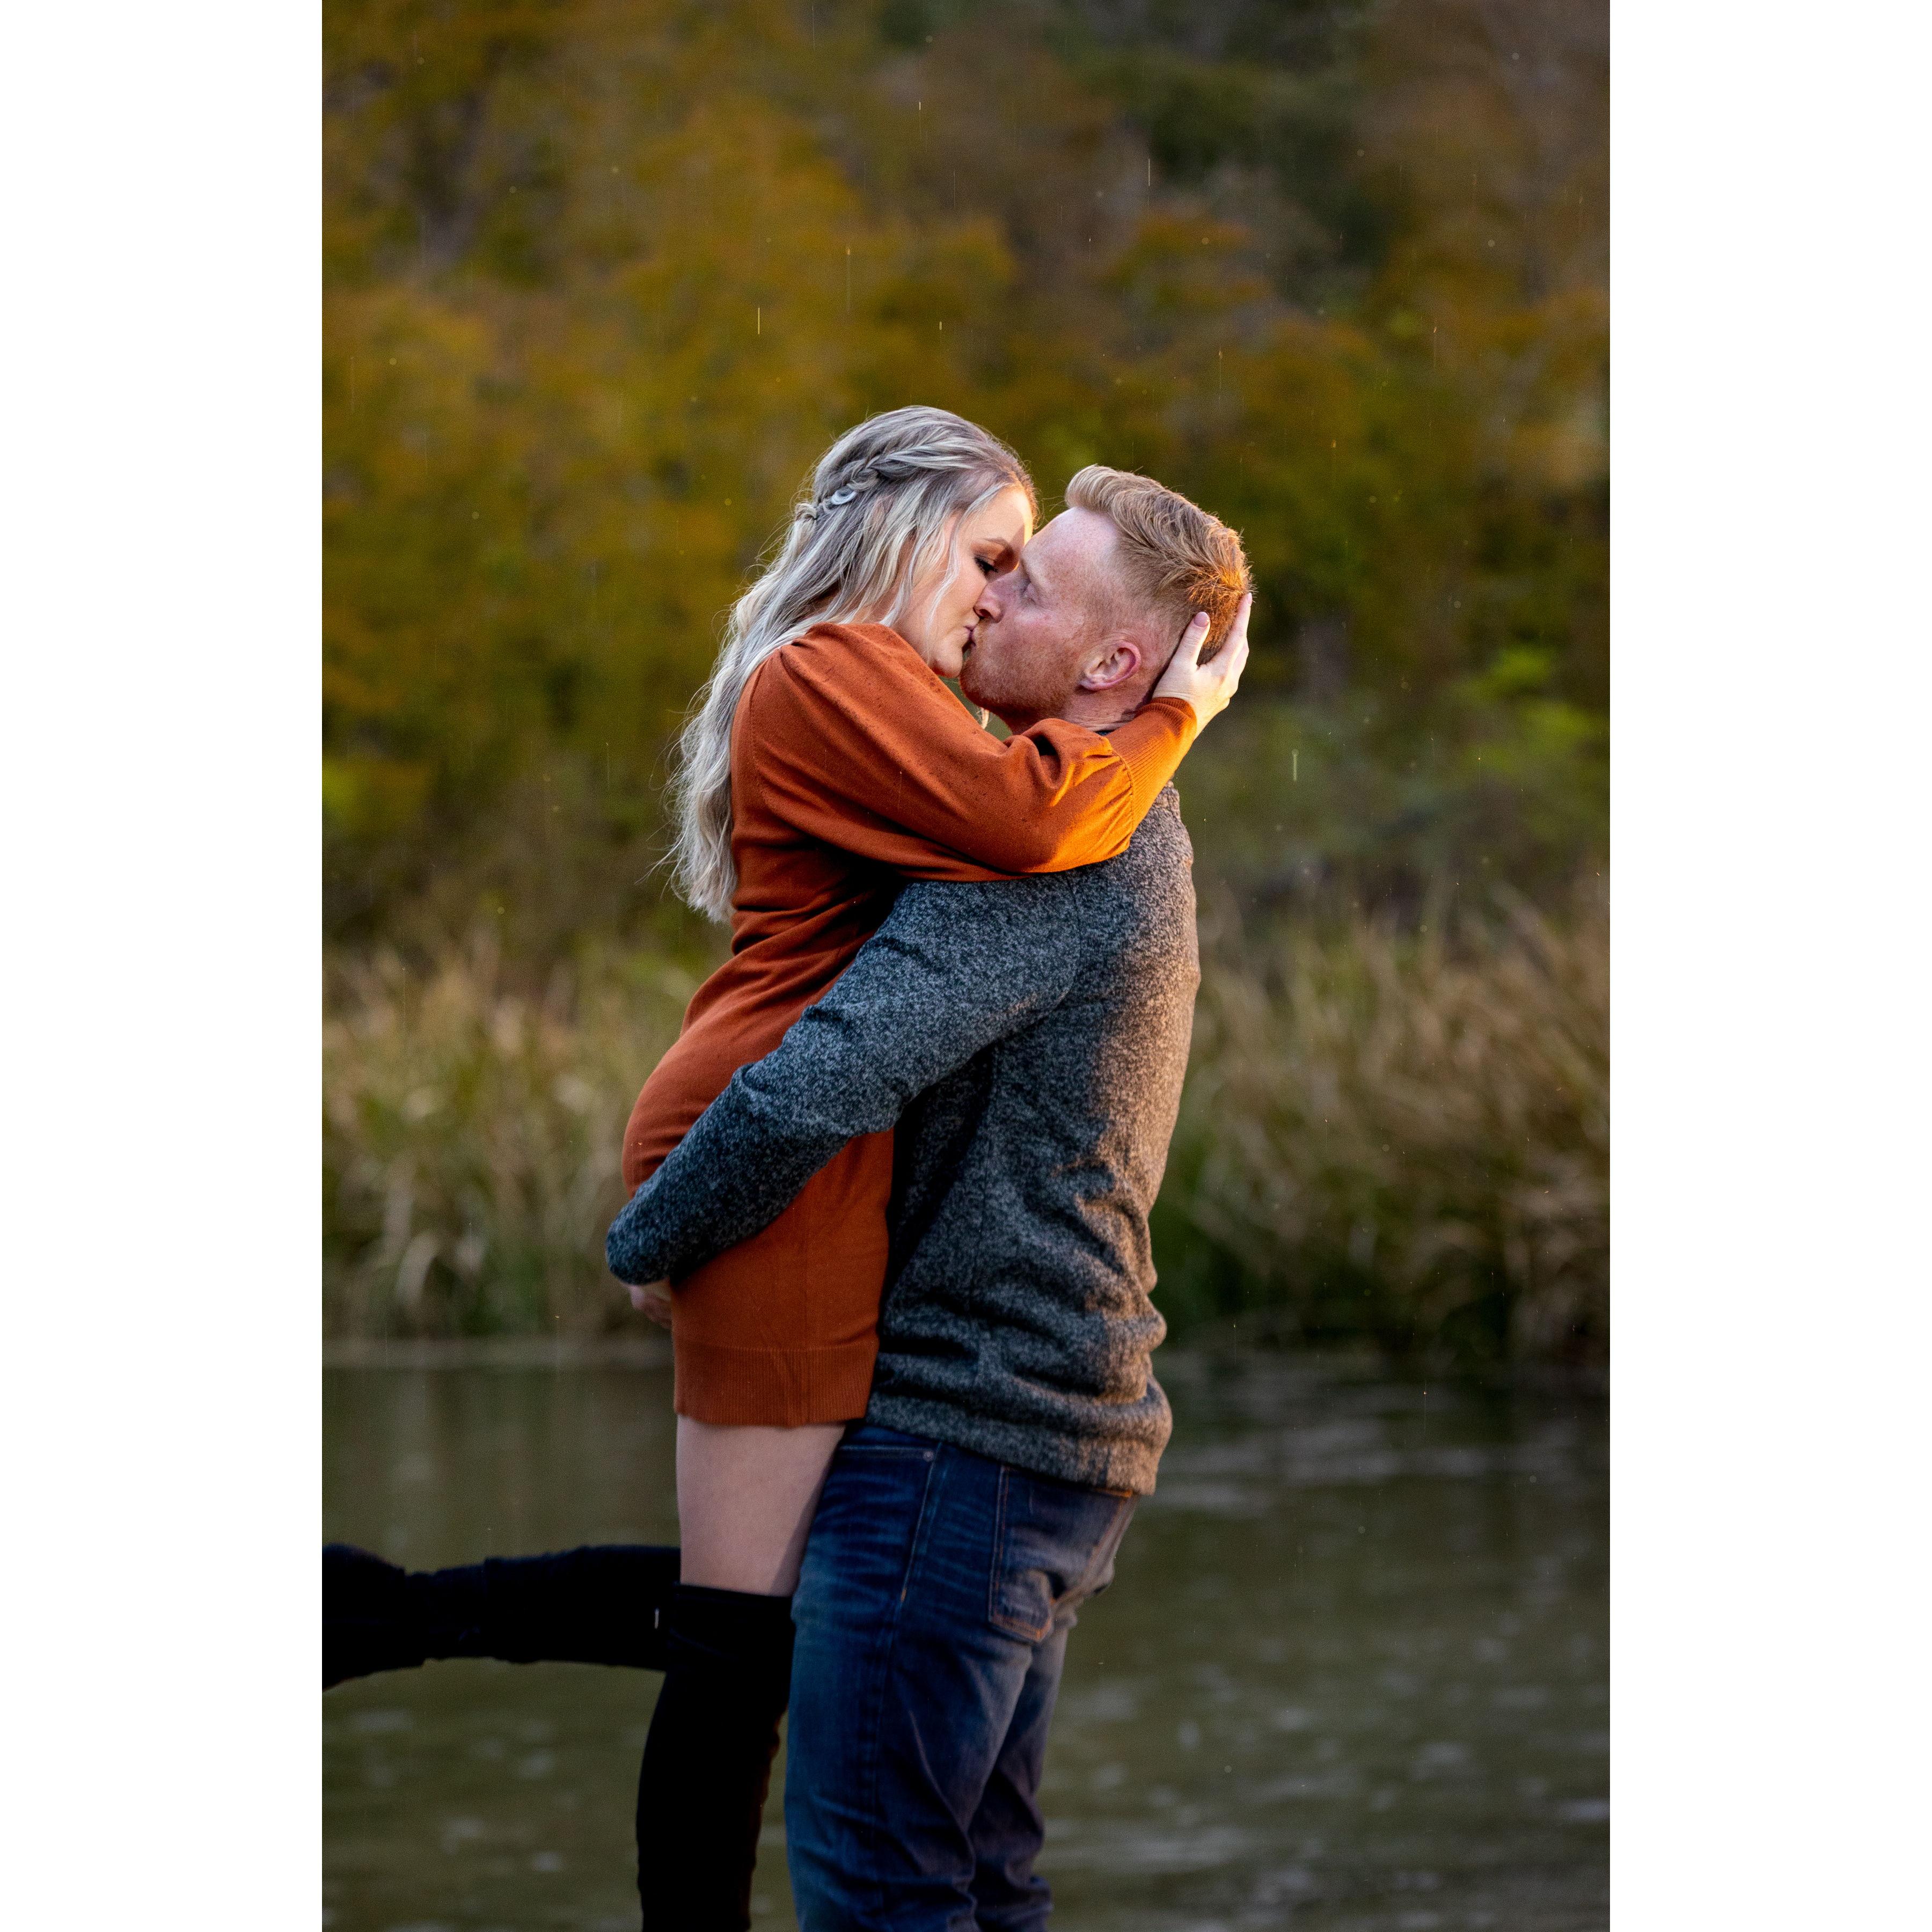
[324,891,1607,1362]
[323,940,691,1338]
[1155,883,1608,1363]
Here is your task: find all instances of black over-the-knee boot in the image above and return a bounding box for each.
[323,1542,680,1688]
[634,1583,795,1932]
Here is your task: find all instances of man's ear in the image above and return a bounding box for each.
[1075,636,1145,693]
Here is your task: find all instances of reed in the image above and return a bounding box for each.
[323,938,690,1338]
[324,891,1608,1362]
[1156,882,1608,1364]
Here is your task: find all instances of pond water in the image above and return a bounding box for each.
[324,1349,1607,1931]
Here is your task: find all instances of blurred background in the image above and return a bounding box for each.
[323,0,1608,1367]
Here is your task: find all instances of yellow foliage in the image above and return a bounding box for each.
[324,0,1607,947]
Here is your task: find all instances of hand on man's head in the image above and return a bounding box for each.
[1152,591,1252,730]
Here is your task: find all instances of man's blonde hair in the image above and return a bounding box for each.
[1064,465,1252,659]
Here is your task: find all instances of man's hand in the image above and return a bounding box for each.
[1152,591,1252,730]
[629,1281,674,1330]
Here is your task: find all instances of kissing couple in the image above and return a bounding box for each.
[327,404,1254,1930]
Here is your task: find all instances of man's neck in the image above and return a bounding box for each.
[992,689,1148,736]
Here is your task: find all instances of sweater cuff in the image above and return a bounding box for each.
[1108,696,1199,817]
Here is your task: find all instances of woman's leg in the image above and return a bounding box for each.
[635,1133,888,1925]
[634,1419,845,1931]
[676,1417,846,1596]
[323,1542,680,1688]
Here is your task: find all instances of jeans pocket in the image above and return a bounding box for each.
[988,1468,1136,1642]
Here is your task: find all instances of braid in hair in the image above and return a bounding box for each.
[668,407,1035,921]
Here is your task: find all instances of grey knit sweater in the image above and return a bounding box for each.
[606,786,1199,1495]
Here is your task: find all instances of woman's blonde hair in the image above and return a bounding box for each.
[668,406,1035,921]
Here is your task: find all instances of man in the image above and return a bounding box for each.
[607,464,1253,1929]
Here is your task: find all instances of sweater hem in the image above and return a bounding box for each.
[863,1389,1169,1496]
[674,1335,877,1428]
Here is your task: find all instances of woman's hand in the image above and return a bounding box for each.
[629,1280,674,1329]
[1152,591,1252,730]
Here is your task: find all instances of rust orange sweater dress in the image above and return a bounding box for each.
[620,621,1197,1426]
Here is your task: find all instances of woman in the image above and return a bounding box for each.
[612,406,1248,1927]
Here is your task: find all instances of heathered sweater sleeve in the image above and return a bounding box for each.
[605,875,1083,1287]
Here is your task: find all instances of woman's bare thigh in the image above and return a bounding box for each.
[675,1416,846,1596]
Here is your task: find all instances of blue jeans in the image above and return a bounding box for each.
[785,1424,1136,1931]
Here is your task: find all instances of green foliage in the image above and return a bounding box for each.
[1178,662,1607,919]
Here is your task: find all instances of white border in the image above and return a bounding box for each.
[4,1,1930,1921]
[1614,0,1931,1921]
[1,3,320,1921]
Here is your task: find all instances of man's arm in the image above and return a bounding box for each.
[605,874,1083,1286]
